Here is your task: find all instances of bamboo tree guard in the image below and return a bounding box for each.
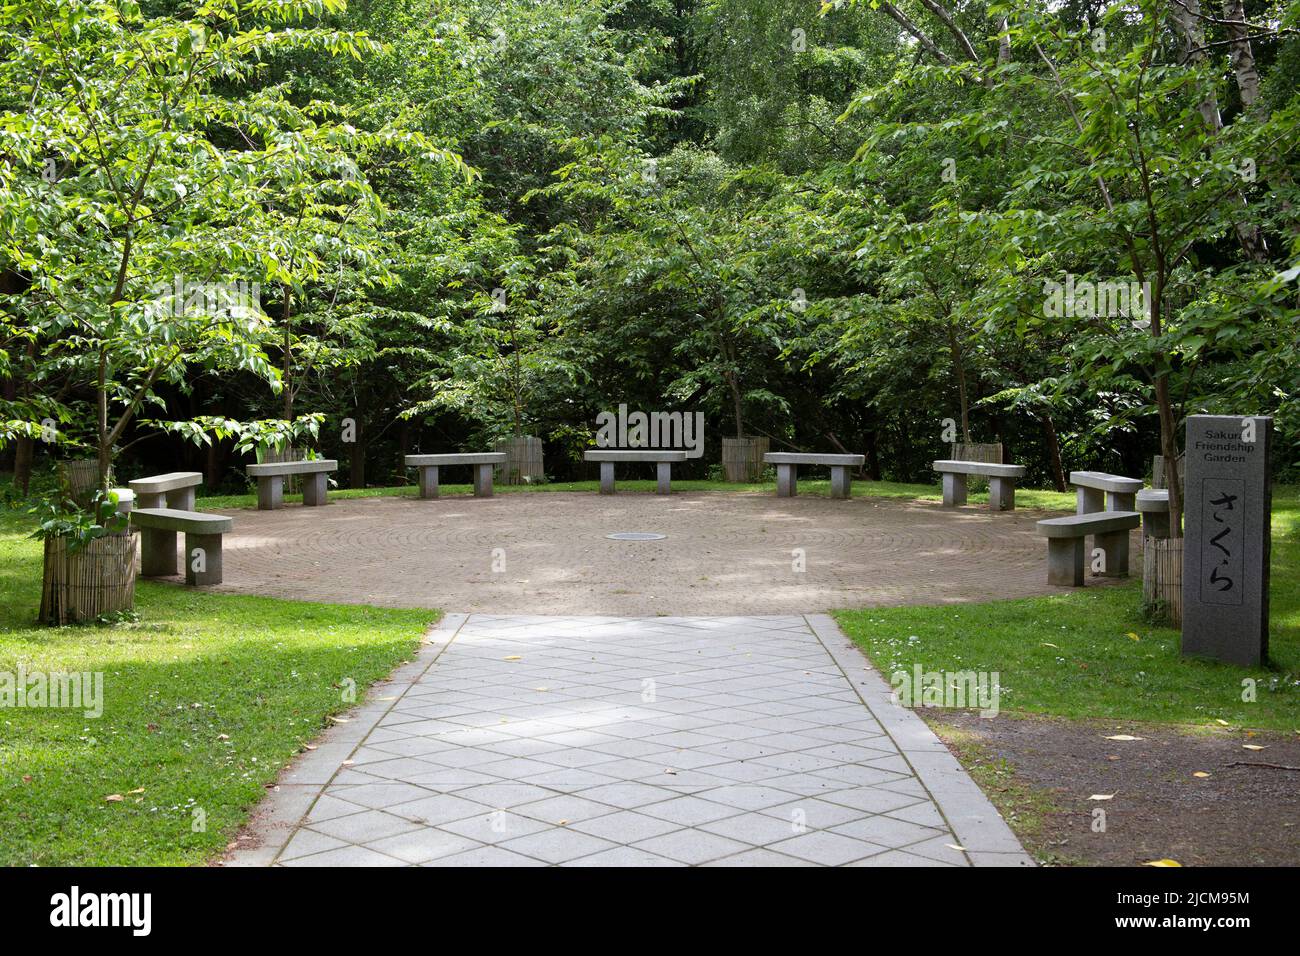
[494,435,544,484]
[948,442,1003,492]
[722,436,769,482]
[39,532,138,625]
[58,459,103,508]
[1142,536,1183,625]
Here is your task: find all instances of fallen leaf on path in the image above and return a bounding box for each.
[1105,735,1143,741]
[1193,772,1211,778]
[1143,859,1182,867]
[1088,794,1115,801]
[504,655,522,661]
[945,843,967,852]
[1243,744,1267,751]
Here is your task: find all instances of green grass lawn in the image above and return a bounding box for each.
[836,487,1300,732]
[0,508,435,865]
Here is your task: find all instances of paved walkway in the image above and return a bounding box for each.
[216,492,1071,614]
[230,614,1032,867]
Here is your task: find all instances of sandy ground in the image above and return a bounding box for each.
[205,491,1084,614]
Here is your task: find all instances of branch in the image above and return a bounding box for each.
[878,2,954,66]
[915,0,980,62]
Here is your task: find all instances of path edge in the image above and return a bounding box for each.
[222,612,469,866]
[803,613,1036,868]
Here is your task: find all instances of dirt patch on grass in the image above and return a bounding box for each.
[928,711,1300,867]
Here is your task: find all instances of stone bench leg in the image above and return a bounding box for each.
[1142,512,1171,539]
[473,464,494,497]
[941,472,967,507]
[829,466,850,500]
[1093,529,1130,578]
[140,527,178,577]
[418,466,439,499]
[302,472,328,506]
[185,533,224,586]
[136,492,166,510]
[168,487,197,511]
[988,477,1016,511]
[776,464,796,497]
[1077,486,1104,514]
[256,475,283,510]
[599,462,615,495]
[1047,537,1085,587]
[1106,491,1135,511]
[656,462,672,495]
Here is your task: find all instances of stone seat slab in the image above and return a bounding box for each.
[131,508,234,534]
[932,460,1026,478]
[1068,470,1144,494]
[1037,511,1140,586]
[1036,512,1141,537]
[1136,489,1170,512]
[764,452,862,499]
[131,508,232,586]
[584,450,688,462]
[247,459,336,510]
[405,453,505,499]
[128,471,202,495]
[763,452,864,467]
[246,459,338,477]
[1135,488,1172,538]
[405,453,506,467]
[584,450,685,495]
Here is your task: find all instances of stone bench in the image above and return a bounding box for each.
[128,471,202,510]
[131,508,234,586]
[245,459,337,510]
[584,450,688,495]
[1136,488,1171,538]
[1069,470,1144,513]
[405,453,507,499]
[1036,511,1141,586]
[932,460,1027,511]
[763,452,864,499]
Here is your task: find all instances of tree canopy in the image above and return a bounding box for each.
[3,0,1297,504]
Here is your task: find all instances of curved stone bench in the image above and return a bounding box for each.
[131,508,234,585]
[1069,470,1144,513]
[763,452,864,499]
[584,450,687,495]
[1136,488,1171,538]
[933,460,1027,511]
[128,471,202,510]
[405,453,507,499]
[1037,511,1140,586]
[246,459,337,510]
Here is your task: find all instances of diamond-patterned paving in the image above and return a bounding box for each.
[232,614,1032,867]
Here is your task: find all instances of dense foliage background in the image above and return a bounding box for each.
[3,0,1298,501]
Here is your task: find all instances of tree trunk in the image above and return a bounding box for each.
[1155,374,1182,535]
[865,428,882,481]
[281,285,294,420]
[1222,0,1260,108]
[946,325,972,442]
[13,436,34,493]
[1040,412,1067,492]
[350,421,366,489]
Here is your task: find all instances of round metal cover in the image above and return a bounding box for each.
[605,532,666,541]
